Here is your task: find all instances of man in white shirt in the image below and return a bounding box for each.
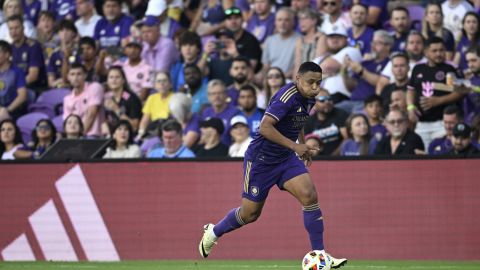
[319,0,351,34]
[75,0,102,37]
[442,0,474,38]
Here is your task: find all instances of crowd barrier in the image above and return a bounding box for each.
[0,159,479,261]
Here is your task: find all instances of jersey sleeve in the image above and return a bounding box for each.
[265,98,291,122]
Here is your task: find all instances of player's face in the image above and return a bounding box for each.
[451,136,471,152]
[162,130,182,154]
[466,52,480,73]
[351,116,369,138]
[0,122,16,144]
[443,114,459,136]
[296,71,322,98]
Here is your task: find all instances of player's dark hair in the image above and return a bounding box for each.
[364,95,383,107]
[69,63,87,73]
[443,105,463,120]
[79,36,97,50]
[179,31,202,49]
[6,14,23,24]
[297,62,322,75]
[232,56,251,67]
[0,40,12,55]
[162,119,183,135]
[425,36,444,48]
[239,84,257,97]
[390,6,409,17]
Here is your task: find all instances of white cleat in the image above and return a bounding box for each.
[198,223,217,258]
[329,254,348,269]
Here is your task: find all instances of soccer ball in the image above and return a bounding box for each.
[302,250,332,270]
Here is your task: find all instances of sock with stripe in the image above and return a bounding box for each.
[303,203,325,250]
[212,207,245,238]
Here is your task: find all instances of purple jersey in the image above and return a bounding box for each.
[370,123,388,142]
[94,14,134,48]
[226,85,239,105]
[391,31,408,53]
[49,0,77,20]
[201,103,241,146]
[184,113,200,135]
[340,138,377,156]
[463,75,480,123]
[246,13,275,44]
[22,0,42,25]
[245,82,315,163]
[347,27,374,55]
[428,136,452,154]
[11,39,46,87]
[351,58,389,101]
[240,108,265,137]
[0,65,26,107]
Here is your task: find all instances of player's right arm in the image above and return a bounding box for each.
[259,115,317,158]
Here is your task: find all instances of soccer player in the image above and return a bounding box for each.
[198,62,348,268]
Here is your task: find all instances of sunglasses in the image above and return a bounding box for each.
[316,96,332,102]
[387,119,405,125]
[36,125,51,131]
[324,1,336,7]
[267,73,282,79]
[225,8,241,16]
[156,79,169,83]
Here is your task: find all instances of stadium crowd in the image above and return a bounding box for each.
[1,0,480,160]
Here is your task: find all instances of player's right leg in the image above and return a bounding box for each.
[199,198,265,258]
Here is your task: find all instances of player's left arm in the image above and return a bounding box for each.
[298,128,305,144]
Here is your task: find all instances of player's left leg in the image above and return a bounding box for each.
[283,173,347,269]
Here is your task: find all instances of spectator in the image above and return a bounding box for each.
[0,40,27,121]
[293,8,323,79]
[15,119,57,159]
[421,2,455,61]
[75,0,102,37]
[227,56,251,105]
[93,0,134,49]
[464,47,480,122]
[379,52,410,112]
[8,15,46,90]
[347,3,374,56]
[194,117,229,157]
[140,15,179,73]
[47,20,78,89]
[246,0,275,44]
[138,71,174,138]
[114,41,153,102]
[389,6,412,53]
[453,12,480,71]
[261,7,300,79]
[179,64,209,114]
[228,115,252,157]
[304,88,349,155]
[103,66,142,134]
[0,0,37,42]
[389,88,408,114]
[147,119,195,158]
[201,79,241,146]
[376,31,426,94]
[238,84,264,137]
[340,113,377,156]
[259,67,286,109]
[374,109,424,155]
[0,119,24,160]
[168,92,200,149]
[447,122,480,156]
[360,0,388,30]
[406,37,464,148]
[319,0,351,34]
[223,7,262,71]
[189,0,229,36]
[103,120,141,158]
[73,37,103,82]
[341,29,392,113]
[49,0,76,21]
[290,0,310,15]
[62,114,84,139]
[143,0,182,39]
[304,133,324,157]
[63,63,104,138]
[364,95,387,142]
[36,11,58,62]
[170,31,202,91]
[428,105,463,155]
[442,0,474,38]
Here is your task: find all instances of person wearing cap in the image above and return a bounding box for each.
[194,117,229,157]
[428,105,463,155]
[447,122,480,156]
[228,115,252,157]
[113,41,153,102]
[140,15,179,73]
[75,0,102,38]
[147,119,196,158]
[339,29,392,113]
[93,0,134,49]
[144,0,182,40]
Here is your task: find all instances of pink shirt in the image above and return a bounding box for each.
[141,36,179,72]
[114,59,153,97]
[63,82,105,137]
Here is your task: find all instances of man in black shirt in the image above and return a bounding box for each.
[304,89,348,155]
[448,123,480,157]
[406,36,464,147]
[380,52,409,113]
[195,117,229,157]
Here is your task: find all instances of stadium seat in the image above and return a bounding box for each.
[16,112,49,144]
[407,5,425,31]
[28,88,70,117]
[52,115,64,133]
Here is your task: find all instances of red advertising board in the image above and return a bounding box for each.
[0,160,479,261]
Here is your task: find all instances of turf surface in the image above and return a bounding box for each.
[0,260,479,270]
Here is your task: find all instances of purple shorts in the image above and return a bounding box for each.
[242,154,308,202]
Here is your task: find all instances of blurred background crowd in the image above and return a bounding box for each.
[1,0,480,160]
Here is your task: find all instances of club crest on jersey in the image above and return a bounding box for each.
[250,186,259,196]
[297,107,302,112]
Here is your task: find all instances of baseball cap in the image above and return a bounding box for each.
[305,133,323,145]
[452,123,472,138]
[126,39,142,49]
[230,115,248,129]
[138,15,160,27]
[324,24,348,37]
[224,7,241,17]
[199,117,225,134]
[215,28,235,39]
[145,0,167,16]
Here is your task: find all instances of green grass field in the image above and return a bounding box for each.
[1,260,480,270]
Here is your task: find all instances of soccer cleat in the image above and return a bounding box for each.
[329,254,348,269]
[199,223,217,258]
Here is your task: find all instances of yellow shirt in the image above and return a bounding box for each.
[142,92,173,121]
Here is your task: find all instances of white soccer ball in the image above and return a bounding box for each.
[302,250,332,270]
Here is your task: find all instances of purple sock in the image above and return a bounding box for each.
[303,203,324,250]
[213,207,245,238]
